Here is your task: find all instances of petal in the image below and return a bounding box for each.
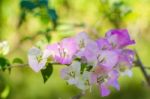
[28,47,41,56]
[78,41,99,65]
[100,83,110,96]
[96,38,111,50]
[109,79,120,90]
[106,29,135,48]
[90,73,97,84]
[70,61,81,74]
[42,49,51,59]
[99,50,119,68]
[61,37,78,55]
[75,32,90,48]
[67,78,77,84]
[119,49,135,67]
[46,43,59,57]
[28,56,46,72]
[76,79,87,90]
[108,71,120,90]
[28,47,46,72]
[28,56,39,72]
[60,68,69,79]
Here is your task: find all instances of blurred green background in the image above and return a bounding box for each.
[0,0,150,99]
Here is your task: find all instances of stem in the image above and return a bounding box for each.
[9,64,28,68]
[144,66,150,70]
[135,50,150,86]
[0,62,64,71]
[0,64,29,70]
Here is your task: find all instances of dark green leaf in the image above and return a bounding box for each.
[48,9,58,21]
[37,0,48,7]
[41,63,53,83]
[0,57,10,71]
[20,0,37,10]
[86,66,93,71]
[12,58,24,64]
[48,9,58,28]
[18,10,26,27]
[80,63,86,74]
[45,34,51,42]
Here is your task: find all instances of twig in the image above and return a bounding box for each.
[0,64,28,71]
[143,66,150,70]
[0,61,64,71]
[9,64,28,68]
[135,50,150,86]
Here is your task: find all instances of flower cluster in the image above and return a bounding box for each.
[28,29,135,96]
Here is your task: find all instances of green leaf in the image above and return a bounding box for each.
[1,85,10,99]
[18,10,26,27]
[12,58,24,64]
[0,57,10,71]
[45,33,51,42]
[20,0,37,10]
[41,63,53,83]
[86,66,93,71]
[37,0,48,7]
[80,63,86,74]
[48,9,58,28]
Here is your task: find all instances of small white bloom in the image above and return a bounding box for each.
[28,47,46,72]
[0,41,9,55]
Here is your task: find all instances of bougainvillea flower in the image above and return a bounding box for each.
[0,41,9,55]
[28,47,47,72]
[97,50,119,70]
[61,61,81,87]
[90,70,119,96]
[100,83,110,96]
[61,61,91,90]
[76,39,118,68]
[96,38,111,50]
[75,41,99,66]
[75,32,98,64]
[100,71,120,96]
[75,32,93,49]
[106,29,135,48]
[118,49,135,67]
[46,38,79,64]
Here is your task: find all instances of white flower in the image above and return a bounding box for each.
[0,41,9,55]
[61,62,91,90]
[28,47,47,72]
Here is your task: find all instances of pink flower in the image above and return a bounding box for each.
[75,32,92,49]
[46,38,79,64]
[96,38,111,50]
[106,29,135,48]
[90,70,119,96]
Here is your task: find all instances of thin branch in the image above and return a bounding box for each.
[9,63,28,68]
[0,64,28,71]
[143,66,150,70]
[0,61,64,71]
[135,50,150,86]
